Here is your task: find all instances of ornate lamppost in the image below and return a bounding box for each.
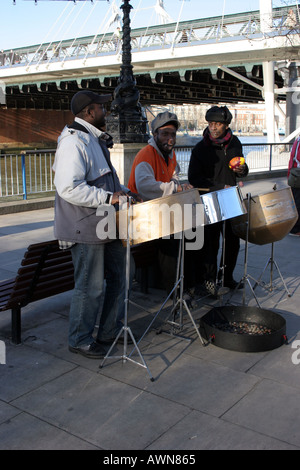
[106,0,149,143]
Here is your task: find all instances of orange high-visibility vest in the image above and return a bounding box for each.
[128,145,177,193]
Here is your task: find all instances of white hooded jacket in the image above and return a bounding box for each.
[53,118,125,244]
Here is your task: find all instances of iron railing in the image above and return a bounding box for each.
[0,149,55,199]
[0,142,293,200]
[176,142,293,178]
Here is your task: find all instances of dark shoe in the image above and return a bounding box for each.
[68,341,107,359]
[97,334,134,346]
[224,279,244,290]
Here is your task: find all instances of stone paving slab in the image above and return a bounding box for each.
[0,178,300,450]
[222,379,300,448]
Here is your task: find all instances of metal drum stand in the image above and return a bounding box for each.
[252,242,292,297]
[230,186,297,300]
[99,197,154,381]
[228,193,262,308]
[166,234,205,344]
[135,232,205,346]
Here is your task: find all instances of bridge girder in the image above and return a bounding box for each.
[1,5,298,109]
[4,65,285,110]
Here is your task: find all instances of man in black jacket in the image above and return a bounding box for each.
[188,105,248,296]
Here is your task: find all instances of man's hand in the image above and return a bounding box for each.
[111,190,128,205]
[127,191,143,203]
[177,183,194,192]
[233,164,246,175]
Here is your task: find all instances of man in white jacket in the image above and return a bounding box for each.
[53,90,135,358]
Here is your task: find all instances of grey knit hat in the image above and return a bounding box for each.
[151,111,180,134]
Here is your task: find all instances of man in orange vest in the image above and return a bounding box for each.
[128,111,192,294]
[128,111,191,200]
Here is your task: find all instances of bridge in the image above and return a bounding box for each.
[1,4,300,142]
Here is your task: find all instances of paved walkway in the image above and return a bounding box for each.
[0,177,300,451]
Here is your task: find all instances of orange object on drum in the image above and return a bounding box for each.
[229,156,245,170]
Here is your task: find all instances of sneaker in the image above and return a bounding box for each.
[195,280,230,298]
[289,232,300,237]
[68,341,108,359]
[195,280,219,298]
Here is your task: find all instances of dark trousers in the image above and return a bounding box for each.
[291,187,300,233]
[157,238,179,294]
[184,220,240,286]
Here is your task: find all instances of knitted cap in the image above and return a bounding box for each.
[205,106,232,124]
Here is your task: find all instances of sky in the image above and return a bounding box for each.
[1,0,298,50]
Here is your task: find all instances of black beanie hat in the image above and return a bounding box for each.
[205,106,232,124]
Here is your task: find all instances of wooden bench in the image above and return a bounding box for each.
[0,240,74,344]
[0,239,159,345]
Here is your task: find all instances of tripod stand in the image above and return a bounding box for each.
[141,233,205,345]
[228,193,262,308]
[252,242,292,297]
[99,197,154,381]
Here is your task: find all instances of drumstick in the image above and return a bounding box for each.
[197,187,210,192]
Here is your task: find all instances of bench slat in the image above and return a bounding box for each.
[1,238,155,344]
[0,240,74,343]
[4,274,74,308]
[16,260,74,279]
[12,268,74,296]
[21,250,72,266]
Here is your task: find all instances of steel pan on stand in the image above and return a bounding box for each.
[164,186,247,335]
[117,188,201,246]
[199,186,247,298]
[231,187,297,296]
[200,186,247,225]
[100,196,154,381]
[231,187,298,245]
[117,189,206,348]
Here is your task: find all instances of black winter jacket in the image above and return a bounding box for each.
[188,130,248,192]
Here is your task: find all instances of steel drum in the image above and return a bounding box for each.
[231,187,298,245]
[117,188,201,245]
[200,186,247,225]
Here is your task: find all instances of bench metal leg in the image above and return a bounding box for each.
[11,306,21,344]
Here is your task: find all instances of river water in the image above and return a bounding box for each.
[175,134,290,176]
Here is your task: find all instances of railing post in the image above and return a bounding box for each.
[21,150,27,200]
[269,144,273,171]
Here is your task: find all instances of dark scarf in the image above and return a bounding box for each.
[68,120,116,190]
[68,121,114,148]
[203,126,232,147]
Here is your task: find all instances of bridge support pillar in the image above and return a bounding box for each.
[110,142,147,186]
[284,62,300,138]
[262,61,276,143]
[260,0,276,143]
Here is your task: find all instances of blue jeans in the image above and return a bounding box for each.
[69,240,126,347]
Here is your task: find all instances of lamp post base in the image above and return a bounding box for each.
[106,113,149,144]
